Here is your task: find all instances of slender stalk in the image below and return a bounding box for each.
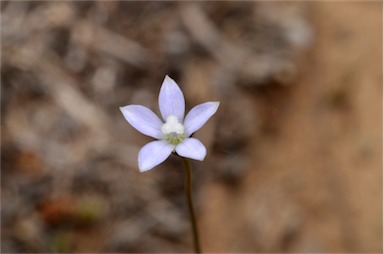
[182,157,202,253]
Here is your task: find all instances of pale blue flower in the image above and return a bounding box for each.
[120,75,220,172]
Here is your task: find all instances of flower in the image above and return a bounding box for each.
[120,75,219,172]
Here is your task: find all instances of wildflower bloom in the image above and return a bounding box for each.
[120,75,219,172]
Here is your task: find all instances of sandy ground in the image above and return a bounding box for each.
[199,2,382,252]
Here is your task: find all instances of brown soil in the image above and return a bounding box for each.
[199,2,382,253]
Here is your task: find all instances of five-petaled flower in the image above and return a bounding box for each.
[120,75,220,172]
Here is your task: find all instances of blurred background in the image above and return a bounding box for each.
[1,1,382,253]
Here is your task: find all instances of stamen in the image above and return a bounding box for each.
[162,115,185,145]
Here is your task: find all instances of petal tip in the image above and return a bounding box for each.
[164,75,173,82]
[209,101,220,116]
[138,156,154,172]
[119,105,134,113]
[212,101,220,110]
[196,154,206,161]
[138,164,152,173]
[197,148,207,161]
[119,106,127,113]
[162,75,181,91]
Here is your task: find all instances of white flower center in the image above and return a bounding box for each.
[161,115,185,145]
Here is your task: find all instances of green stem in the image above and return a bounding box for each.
[182,157,202,253]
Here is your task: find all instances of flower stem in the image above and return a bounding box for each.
[182,157,202,253]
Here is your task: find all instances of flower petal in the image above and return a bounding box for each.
[176,138,206,161]
[158,75,185,122]
[184,101,220,137]
[138,140,174,172]
[120,105,163,139]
